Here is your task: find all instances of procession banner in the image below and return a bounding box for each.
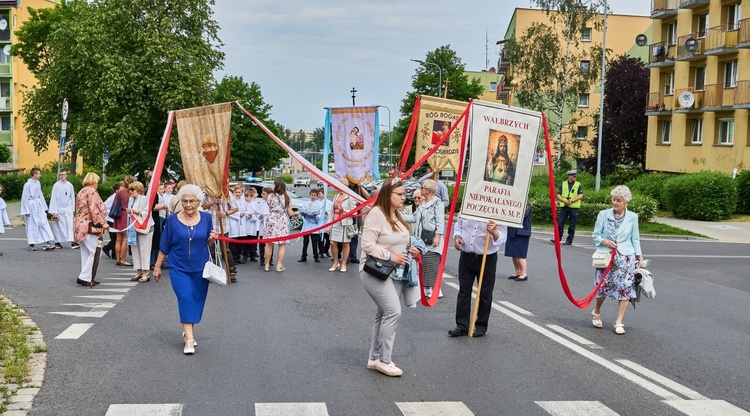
[459,100,542,227]
[329,106,379,184]
[414,95,467,172]
[174,103,232,199]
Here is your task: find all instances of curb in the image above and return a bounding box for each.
[0,296,47,416]
[530,227,714,242]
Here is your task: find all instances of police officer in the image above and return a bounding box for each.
[552,170,583,245]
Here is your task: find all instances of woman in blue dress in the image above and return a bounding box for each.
[153,184,218,354]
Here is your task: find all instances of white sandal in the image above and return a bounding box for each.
[183,339,196,354]
[591,310,603,328]
[614,323,625,335]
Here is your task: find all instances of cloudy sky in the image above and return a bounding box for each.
[212,1,650,131]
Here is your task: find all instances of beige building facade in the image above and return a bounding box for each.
[0,0,61,173]
[498,8,652,158]
[646,0,749,173]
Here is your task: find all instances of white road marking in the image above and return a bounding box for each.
[546,324,602,349]
[55,323,94,339]
[255,402,328,416]
[98,282,139,287]
[75,294,124,300]
[498,300,534,316]
[50,311,108,318]
[106,277,139,280]
[443,272,455,279]
[88,288,131,293]
[617,360,707,400]
[110,272,139,276]
[105,403,183,415]
[63,303,116,308]
[664,400,750,415]
[396,401,474,415]
[536,401,618,415]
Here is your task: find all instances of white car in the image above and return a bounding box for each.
[294,176,311,187]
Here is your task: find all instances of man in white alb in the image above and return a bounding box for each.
[49,169,78,249]
[21,167,56,251]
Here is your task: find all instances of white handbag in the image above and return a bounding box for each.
[202,243,227,286]
[592,251,613,268]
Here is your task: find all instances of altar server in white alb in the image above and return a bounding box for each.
[49,169,79,249]
[21,167,56,251]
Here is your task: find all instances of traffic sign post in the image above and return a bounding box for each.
[57,99,69,177]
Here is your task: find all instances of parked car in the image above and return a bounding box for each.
[294,176,311,187]
[316,180,325,188]
[403,180,422,204]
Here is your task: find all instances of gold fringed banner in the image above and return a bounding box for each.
[174,103,232,198]
[415,96,468,172]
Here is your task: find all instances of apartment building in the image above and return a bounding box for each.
[646,0,749,173]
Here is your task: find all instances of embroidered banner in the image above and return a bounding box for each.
[460,101,542,227]
[329,106,379,183]
[414,95,467,172]
[174,103,232,198]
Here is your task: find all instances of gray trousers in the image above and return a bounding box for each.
[359,270,404,364]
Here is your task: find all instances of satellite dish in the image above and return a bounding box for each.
[678,91,695,108]
[0,19,6,31]
[685,38,698,53]
[636,34,648,47]
[2,45,9,56]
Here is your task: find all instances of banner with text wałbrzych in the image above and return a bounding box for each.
[460,100,542,227]
[415,96,467,172]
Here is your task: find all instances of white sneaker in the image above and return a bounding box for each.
[376,361,403,377]
[367,359,381,369]
[424,288,433,298]
[438,290,444,298]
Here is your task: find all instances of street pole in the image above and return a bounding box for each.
[351,87,357,106]
[595,0,607,192]
[411,59,443,97]
[377,105,391,171]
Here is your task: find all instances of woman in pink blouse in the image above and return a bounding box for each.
[73,173,108,286]
[359,178,420,377]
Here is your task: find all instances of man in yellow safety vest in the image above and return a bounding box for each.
[551,170,583,245]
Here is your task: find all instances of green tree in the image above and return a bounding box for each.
[294,130,307,152]
[311,126,325,153]
[209,75,286,178]
[13,0,224,175]
[0,144,11,164]
[504,0,606,166]
[391,45,484,168]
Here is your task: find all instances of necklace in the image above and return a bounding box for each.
[187,224,196,259]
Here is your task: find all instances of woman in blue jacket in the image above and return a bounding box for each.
[591,185,644,335]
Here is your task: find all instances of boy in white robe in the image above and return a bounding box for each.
[49,169,78,249]
[21,167,55,251]
[228,185,247,263]
[0,184,10,256]
[242,188,259,262]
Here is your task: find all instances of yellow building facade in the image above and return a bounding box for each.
[0,0,60,173]
[499,8,652,158]
[646,0,749,173]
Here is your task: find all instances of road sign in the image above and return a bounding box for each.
[60,122,67,139]
[62,99,69,122]
[635,34,647,47]
[685,38,698,53]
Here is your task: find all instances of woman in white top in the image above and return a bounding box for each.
[126,181,154,282]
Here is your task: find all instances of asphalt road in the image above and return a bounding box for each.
[0,223,748,416]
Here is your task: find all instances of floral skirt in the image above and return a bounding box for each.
[594,251,637,301]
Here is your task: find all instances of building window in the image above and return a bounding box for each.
[578,94,590,107]
[490,82,497,92]
[580,60,590,74]
[0,11,9,42]
[718,119,734,145]
[664,72,675,95]
[0,48,9,65]
[581,28,592,42]
[697,13,709,38]
[727,4,741,31]
[666,22,677,46]
[576,126,588,140]
[690,119,703,144]
[660,120,672,144]
[694,66,706,91]
[724,60,738,88]
[1,116,9,131]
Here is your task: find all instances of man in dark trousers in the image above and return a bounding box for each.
[449,218,507,338]
[552,170,583,245]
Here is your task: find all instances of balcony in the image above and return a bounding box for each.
[0,130,10,146]
[645,92,673,115]
[737,18,750,48]
[704,25,739,55]
[0,96,9,111]
[673,87,704,112]
[677,33,705,60]
[648,41,676,67]
[651,0,678,18]
[735,80,750,108]
[702,83,735,110]
[679,0,709,9]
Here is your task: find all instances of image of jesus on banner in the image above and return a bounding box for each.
[431,120,451,147]
[484,130,519,186]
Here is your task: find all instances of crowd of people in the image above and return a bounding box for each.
[4,167,646,367]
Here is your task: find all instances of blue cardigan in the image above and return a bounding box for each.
[592,208,642,256]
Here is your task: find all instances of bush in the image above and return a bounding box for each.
[626,173,672,209]
[0,173,27,200]
[662,171,737,221]
[605,165,643,186]
[278,175,293,184]
[735,170,750,214]
[447,183,464,212]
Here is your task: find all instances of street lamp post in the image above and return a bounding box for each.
[595,0,608,192]
[411,59,443,97]
[377,105,392,171]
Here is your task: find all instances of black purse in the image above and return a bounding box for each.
[109,199,122,219]
[420,229,435,245]
[363,255,396,281]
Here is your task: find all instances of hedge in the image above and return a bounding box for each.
[626,173,672,209]
[662,171,737,221]
[735,170,750,214]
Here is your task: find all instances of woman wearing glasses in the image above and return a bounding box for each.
[153,184,218,354]
[125,181,154,282]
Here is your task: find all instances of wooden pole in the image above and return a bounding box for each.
[217,198,232,284]
[468,232,491,338]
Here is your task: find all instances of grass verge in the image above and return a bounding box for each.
[0,296,33,390]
